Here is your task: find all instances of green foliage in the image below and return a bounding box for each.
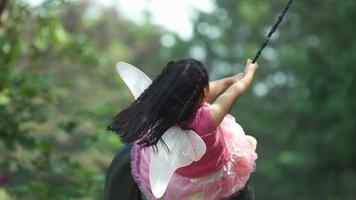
[0,0,164,198]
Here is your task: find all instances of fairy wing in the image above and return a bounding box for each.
[116,62,152,99]
[149,127,206,198]
[115,62,207,198]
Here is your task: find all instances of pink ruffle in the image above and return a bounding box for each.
[131,144,154,198]
[131,114,257,200]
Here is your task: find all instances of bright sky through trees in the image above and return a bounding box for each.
[26,0,215,40]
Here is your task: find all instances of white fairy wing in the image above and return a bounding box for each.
[114,62,207,198]
[149,126,207,198]
[116,62,152,99]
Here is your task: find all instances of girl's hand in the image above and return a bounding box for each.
[232,59,258,82]
[244,59,259,74]
[208,59,259,127]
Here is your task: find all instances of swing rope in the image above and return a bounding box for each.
[252,0,294,63]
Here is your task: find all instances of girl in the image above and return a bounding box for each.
[108,58,259,200]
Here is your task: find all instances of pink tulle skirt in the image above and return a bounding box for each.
[131,114,257,200]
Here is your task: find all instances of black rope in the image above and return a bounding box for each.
[252,0,294,63]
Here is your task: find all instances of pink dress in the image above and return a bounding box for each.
[131,103,257,200]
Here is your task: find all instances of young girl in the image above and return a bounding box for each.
[108,58,259,200]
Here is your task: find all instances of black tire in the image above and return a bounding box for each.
[104,144,143,200]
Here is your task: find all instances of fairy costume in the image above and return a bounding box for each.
[117,62,257,200]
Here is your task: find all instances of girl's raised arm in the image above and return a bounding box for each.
[208,59,259,126]
[206,73,245,101]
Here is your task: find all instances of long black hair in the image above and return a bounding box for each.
[107,59,209,147]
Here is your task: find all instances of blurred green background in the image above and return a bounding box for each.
[0,0,355,199]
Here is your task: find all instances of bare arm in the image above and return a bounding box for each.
[209,59,259,126]
[206,73,245,101]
